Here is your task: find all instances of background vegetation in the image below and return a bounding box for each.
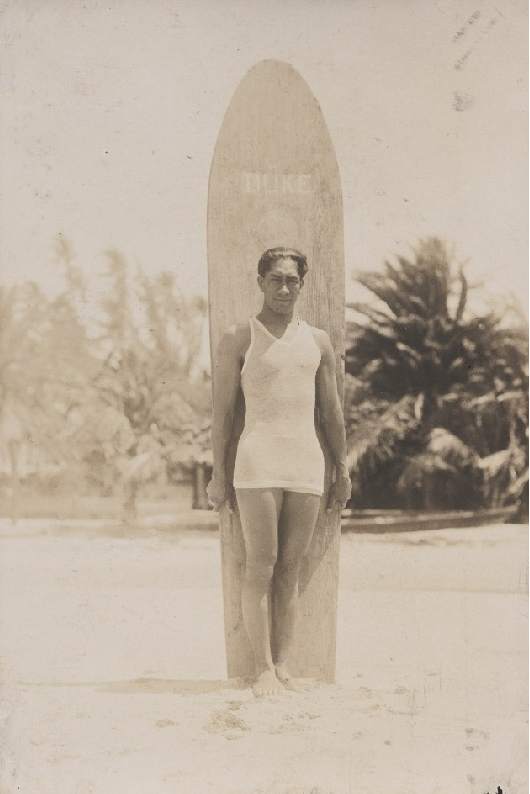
[345,238,528,520]
[0,236,527,520]
[0,237,212,521]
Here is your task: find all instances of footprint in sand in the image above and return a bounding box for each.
[156,719,176,728]
[205,709,250,740]
[271,712,320,734]
[355,686,374,698]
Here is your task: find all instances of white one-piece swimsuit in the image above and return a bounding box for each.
[233,316,325,496]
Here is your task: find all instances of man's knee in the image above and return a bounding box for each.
[245,555,277,587]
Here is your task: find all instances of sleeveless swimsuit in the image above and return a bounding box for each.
[233,317,325,496]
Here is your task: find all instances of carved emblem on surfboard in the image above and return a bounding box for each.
[241,173,313,194]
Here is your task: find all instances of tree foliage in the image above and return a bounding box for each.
[0,281,93,470]
[73,250,210,517]
[346,238,528,515]
[0,241,211,519]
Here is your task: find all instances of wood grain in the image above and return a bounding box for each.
[208,60,344,682]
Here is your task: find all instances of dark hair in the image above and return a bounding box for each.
[258,247,308,280]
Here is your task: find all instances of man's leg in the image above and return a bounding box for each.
[271,491,321,690]
[236,487,284,696]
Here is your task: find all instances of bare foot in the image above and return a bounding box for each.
[252,669,285,697]
[275,665,311,693]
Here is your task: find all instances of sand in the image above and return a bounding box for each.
[0,520,527,794]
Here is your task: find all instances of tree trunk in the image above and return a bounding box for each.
[8,441,20,525]
[192,463,210,510]
[123,479,138,523]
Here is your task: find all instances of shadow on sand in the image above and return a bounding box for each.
[98,677,250,694]
[20,677,250,695]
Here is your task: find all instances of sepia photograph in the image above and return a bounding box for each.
[0,1,527,792]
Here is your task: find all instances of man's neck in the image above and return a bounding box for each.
[257,305,295,329]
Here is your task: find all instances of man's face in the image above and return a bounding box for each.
[258,257,302,314]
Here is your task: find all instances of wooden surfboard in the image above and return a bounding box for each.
[207,60,344,683]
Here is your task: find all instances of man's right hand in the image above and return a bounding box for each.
[206,477,237,514]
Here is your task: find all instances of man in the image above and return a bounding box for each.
[207,247,350,696]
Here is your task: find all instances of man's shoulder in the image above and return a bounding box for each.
[219,321,251,355]
[228,320,251,344]
[307,324,332,351]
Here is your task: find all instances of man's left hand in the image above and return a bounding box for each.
[326,471,352,514]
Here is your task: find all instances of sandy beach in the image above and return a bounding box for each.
[0,520,527,794]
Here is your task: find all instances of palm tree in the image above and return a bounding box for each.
[345,238,528,515]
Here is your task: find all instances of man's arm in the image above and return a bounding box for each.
[315,330,351,513]
[207,326,245,510]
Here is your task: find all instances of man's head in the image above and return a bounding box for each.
[257,248,307,316]
[258,248,308,280]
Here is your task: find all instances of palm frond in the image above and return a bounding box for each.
[397,453,455,493]
[347,394,421,477]
[426,428,478,468]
